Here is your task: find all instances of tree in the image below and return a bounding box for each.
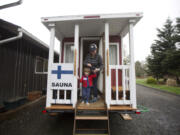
[175,18,180,34]
[146,18,177,80]
[135,61,147,78]
[146,54,163,80]
[162,49,180,83]
[174,18,180,49]
[164,18,180,84]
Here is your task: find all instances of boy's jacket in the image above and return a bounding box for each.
[80,74,96,88]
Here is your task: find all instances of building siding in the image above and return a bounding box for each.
[0,32,58,105]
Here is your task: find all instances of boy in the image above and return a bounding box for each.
[78,67,96,105]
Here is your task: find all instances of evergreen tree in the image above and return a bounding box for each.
[167,18,180,84]
[174,18,180,47]
[175,18,180,34]
[147,18,177,80]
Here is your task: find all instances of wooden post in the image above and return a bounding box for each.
[46,23,55,107]
[129,20,136,108]
[74,49,77,75]
[105,23,110,108]
[121,36,126,103]
[59,41,61,63]
[73,24,79,108]
[106,49,109,76]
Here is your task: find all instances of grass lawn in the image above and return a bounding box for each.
[136,78,180,95]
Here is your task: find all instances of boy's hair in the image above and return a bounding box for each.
[84,67,91,73]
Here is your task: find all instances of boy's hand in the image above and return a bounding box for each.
[77,76,80,79]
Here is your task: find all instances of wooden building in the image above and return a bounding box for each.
[0,19,58,106]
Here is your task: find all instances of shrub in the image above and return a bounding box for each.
[158,79,165,84]
[146,77,157,84]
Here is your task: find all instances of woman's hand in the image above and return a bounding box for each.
[93,68,100,73]
[87,63,92,67]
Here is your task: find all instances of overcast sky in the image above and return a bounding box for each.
[0,0,180,61]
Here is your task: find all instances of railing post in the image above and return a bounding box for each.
[73,24,79,108]
[46,23,55,107]
[129,20,137,108]
[122,67,126,103]
[105,22,110,108]
[115,67,119,103]
[121,36,124,65]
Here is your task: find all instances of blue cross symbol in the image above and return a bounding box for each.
[51,66,73,79]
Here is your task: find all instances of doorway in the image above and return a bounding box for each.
[80,38,100,78]
[80,37,104,95]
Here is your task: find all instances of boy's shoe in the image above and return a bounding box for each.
[86,102,89,105]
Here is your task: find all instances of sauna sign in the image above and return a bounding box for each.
[50,64,74,89]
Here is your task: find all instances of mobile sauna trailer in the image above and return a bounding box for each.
[42,12,143,135]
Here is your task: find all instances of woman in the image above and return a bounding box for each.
[84,43,103,102]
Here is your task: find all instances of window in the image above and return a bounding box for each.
[109,43,119,65]
[35,56,48,74]
[64,43,74,63]
[43,59,48,72]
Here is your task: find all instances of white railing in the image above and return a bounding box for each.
[46,63,75,106]
[109,65,131,105]
[51,89,73,104]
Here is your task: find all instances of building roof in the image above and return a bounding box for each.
[0,19,53,52]
[41,12,143,41]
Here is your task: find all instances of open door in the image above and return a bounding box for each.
[97,38,104,94]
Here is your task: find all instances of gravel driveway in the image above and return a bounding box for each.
[0,84,180,135]
[110,85,180,135]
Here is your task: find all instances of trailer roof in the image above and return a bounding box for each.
[41,12,143,41]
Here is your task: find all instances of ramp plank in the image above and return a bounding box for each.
[120,114,132,120]
[110,105,137,110]
[46,105,73,110]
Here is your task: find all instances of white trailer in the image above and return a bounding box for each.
[41,12,143,135]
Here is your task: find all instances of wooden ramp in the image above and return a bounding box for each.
[120,114,132,120]
[74,98,110,135]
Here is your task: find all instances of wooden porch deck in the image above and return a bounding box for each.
[77,97,106,110]
[46,97,136,111]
